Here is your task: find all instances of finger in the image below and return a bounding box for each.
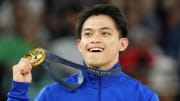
[13,58,33,74]
[20,58,34,64]
[20,62,31,74]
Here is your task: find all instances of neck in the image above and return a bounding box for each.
[83,61,120,71]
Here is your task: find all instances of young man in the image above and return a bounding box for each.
[7,4,159,101]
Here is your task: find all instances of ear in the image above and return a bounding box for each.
[77,39,82,52]
[119,38,129,52]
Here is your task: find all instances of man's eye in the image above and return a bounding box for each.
[83,33,92,37]
[102,32,111,36]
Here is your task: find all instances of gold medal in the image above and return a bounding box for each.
[24,48,45,67]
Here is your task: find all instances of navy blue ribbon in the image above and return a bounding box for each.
[41,49,121,90]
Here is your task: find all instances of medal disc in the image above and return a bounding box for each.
[24,48,45,67]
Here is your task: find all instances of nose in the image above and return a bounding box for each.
[90,34,102,44]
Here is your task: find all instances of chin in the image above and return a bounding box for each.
[86,61,103,68]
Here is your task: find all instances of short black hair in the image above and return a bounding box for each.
[76,4,128,39]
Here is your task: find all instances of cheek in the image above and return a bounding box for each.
[108,40,120,50]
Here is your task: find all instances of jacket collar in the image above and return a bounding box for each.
[82,62,122,88]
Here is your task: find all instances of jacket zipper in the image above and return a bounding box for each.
[98,76,102,101]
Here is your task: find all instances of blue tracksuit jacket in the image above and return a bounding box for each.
[7,62,159,101]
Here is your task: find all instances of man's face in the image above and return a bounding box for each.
[77,15,128,70]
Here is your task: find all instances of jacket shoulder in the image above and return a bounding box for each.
[120,72,158,98]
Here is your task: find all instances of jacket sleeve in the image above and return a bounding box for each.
[7,81,31,101]
[149,93,159,101]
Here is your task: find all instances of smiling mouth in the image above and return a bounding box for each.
[88,47,104,52]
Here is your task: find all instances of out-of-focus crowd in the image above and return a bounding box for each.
[0,0,179,101]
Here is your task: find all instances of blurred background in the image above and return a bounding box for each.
[0,0,179,100]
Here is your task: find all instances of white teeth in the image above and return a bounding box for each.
[89,48,103,52]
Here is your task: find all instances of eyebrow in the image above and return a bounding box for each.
[83,28,92,31]
[83,27,112,31]
[100,27,112,30]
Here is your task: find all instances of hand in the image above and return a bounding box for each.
[12,58,33,83]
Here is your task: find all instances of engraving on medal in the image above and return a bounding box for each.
[24,48,45,67]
